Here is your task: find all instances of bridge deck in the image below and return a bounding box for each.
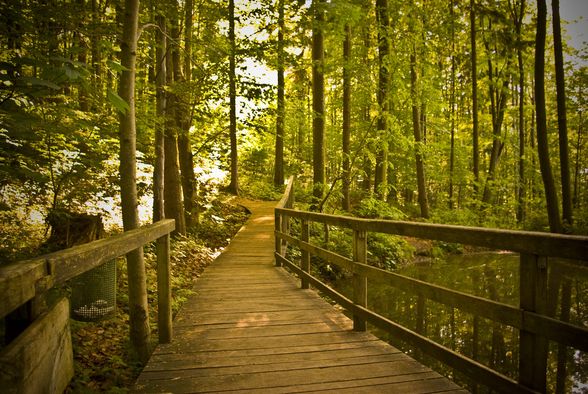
[134,200,467,393]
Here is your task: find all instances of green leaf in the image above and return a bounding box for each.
[106,60,129,74]
[107,89,130,115]
[18,76,61,90]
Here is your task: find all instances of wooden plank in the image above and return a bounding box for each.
[0,297,73,394]
[144,343,397,370]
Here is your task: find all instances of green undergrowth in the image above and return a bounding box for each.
[66,197,249,393]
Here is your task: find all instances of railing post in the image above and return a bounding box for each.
[519,253,548,392]
[353,229,367,331]
[275,210,282,266]
[301,219,310,289]
[281,213,289,257]
[157,233,172,343]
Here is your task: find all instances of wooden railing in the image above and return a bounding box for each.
[0,219,175,392]
[274,184,588,394]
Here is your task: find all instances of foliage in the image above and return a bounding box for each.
[353,197,407,220]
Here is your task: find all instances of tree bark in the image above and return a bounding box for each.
[342,23,351,211]
[470,0,480,193]
[164,20,186,235]
[448,0,456,210]
[513,0,526,223]
[312,0,325,203]
[227,0,239,195]
[153,14,166,223]
[411,50,429,219]
[374,0,389,200]
[118,0,151,362]
[178,0,195,227]
[274,0,285,187]
[552,0,573,229]
[535,0,562,233]
[481,26,510,204]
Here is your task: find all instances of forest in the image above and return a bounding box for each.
[0,0,586,251]
[0,0,587,391]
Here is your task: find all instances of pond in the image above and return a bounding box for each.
[332,253,588,393]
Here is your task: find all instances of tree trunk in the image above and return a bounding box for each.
[470,0,480,193]
[411,50,429,219]
[312,0,325,203]
[573,111,582,208]
[164,26,186,236]
[535,0,562,233]
[178,0,195,227]
[118,0,151,362]
[448,0,456,210]
[514,0,526,223]
[481,41,510,204]
[153,14,166,223]
[552,0,573,229]
[374,0,389,200]
[227,0,239,195]
[342,23,351,211]
[274,0,285,187]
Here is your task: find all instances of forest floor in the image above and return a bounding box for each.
[66,196,250,393]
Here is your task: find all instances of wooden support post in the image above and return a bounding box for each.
[157,233,172,343]
[275,211,282,266]
[301,219,310,289]
[353,229,367,331]
[519,253,548,392]
[281,214,289,257]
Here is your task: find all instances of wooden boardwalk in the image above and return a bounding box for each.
[134,200,467,393]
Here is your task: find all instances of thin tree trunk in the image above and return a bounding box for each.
[411,49,429,219]
[274,0,285,187]
[470,0,480,193]
[342,23,351,211]
[164,24,186,235]
[153,14,166,222]
[178,0,195,227]
[515,1,526,223]
[535,0,562,233]
[118,0,151,362]
[374,0,389,199]
[449,0,456,210]
[552,0,573,229]
[227,0,239,195]
[312,0,325,203]
[573,111,582,208]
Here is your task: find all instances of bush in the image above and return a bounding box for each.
[354,197,406,220]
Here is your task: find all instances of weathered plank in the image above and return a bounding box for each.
[134,200,465,393]
[0,297,73,394]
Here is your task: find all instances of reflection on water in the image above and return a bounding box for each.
[333,253,588,393]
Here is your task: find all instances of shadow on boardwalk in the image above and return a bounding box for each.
[134,200,467,393]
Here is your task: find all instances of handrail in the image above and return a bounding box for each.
[274,185,588,393]
[1,218,175,339]
[276,175,295,209]
[277,208,588,262]
[274,176,294,260]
